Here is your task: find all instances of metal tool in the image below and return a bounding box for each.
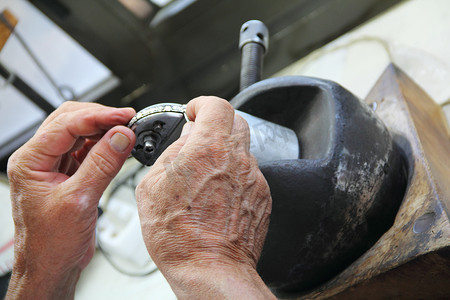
[128,103,187,166]
[128,19,298,166]
[128,103,299,166]
[239,20,269,91]
[231,21,407,296]
[129,20,407,297]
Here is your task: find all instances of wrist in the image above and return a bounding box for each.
[6,263,81,300]
[163,261,275,300]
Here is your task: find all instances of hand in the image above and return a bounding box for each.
[136,96,274,299]
[6,102,136,299]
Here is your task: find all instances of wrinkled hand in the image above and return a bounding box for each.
[136,97,274,299]
[6,102,135,299]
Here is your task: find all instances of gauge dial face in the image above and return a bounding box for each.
[128,103,187,130]
[128,103,188,166]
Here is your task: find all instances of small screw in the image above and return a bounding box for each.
[153,122,163,132]
[144,140,156,154]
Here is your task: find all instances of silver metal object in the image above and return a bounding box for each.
[239,20,269,91]
[128,103,187,166]
[239,20,269,51]
[129,103,299,166]
[128,103,187,130]
[237,111,299,163]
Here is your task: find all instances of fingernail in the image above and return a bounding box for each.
[110,132,130,152]
[180,122,194,137]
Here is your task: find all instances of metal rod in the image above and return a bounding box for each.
[0,63,55,115]
[0,12,74,101]
[239,20,269,91]
[240,43,265,91]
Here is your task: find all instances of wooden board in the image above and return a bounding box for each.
[296,64,450,299]
[0,10,17,52]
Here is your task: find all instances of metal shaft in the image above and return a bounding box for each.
[240,43,265,91]
[239,20,269,91]
[0,63,55,115]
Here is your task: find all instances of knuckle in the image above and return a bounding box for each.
[7,150,29,182]
[53,112,69,126]
[235,117,250,138]
[197,96,233,114]
[7,152,20,179]
[59,100,78,110]
[136,177,152,196]
[257,173,271,199]
[218,98,235,116]
[234,114,248,127]
[44,113,70,134]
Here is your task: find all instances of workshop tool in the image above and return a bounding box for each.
[129,20,449,298]
[128,21,297,167]
[231,75,407,295]
[128,103,299,166]
[129,20,407,295]
[239,20,268,91]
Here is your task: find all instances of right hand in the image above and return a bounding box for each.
[136,96,274,299]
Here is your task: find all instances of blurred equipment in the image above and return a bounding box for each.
[30,0,402,109]
[0,10,16,51]
[96,159,158,276]
[0,0,403,173]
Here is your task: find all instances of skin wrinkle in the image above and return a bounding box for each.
[250,186,270,237]
[6,102,136,299]
[6,98,274,299]
[136,97,273,299]
[87,150,119,181]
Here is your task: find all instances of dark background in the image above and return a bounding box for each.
[0,0,402,174]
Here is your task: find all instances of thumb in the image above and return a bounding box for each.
[66,125,136,202]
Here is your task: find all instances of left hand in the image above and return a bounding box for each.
[6,102,136,299]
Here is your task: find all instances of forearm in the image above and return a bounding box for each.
[6,266,81,300]
[165,263,276,300]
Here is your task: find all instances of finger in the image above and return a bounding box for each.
[37,106,135,138]
[232,113,251,152]
[41,101,107,127]
[66,158,81,177]
[68,137,87,153]
[26,106,135,172]
[185,96,235,136]
[85,133,105,142]
[63,125,136,204]
[151,97,236,175]
[150,97,235,176]
[58,154,80,176]
[72,139,98,163]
